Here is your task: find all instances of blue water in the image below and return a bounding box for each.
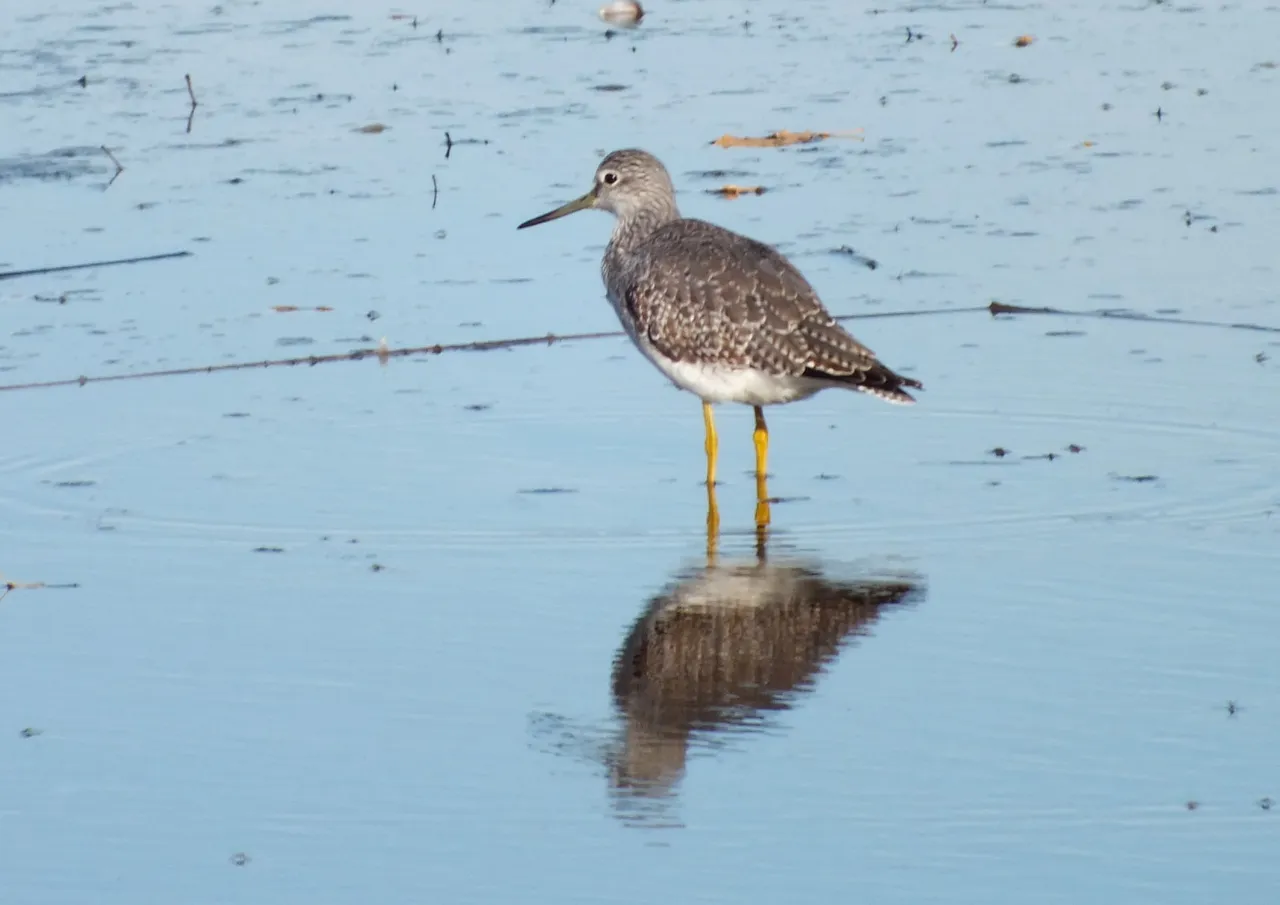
[2,1,1279,902]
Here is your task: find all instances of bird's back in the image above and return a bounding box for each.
[604,217,921,403]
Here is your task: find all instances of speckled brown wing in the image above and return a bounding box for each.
[623,219,922,403]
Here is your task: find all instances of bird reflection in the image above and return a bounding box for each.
[607,484,924,824]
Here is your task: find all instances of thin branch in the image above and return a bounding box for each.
[988,301,1280,333]
[0,307,979,394]
[184,73,198,133]
[0,251,191,282]
[432,174,439,209]
[0,302,1273,394]
[101,145,124,187]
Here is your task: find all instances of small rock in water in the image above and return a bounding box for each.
[599,0,643,26]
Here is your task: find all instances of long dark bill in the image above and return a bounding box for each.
[516,189,596,230]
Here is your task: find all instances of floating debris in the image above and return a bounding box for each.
[1,574,78,603]
[599,0,643,26]
[443,131,489,159]
[832,246,878,270]
[711,129,863,149]
[707,184,766,198]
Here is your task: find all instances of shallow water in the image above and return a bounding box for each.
[2,1,1279,902]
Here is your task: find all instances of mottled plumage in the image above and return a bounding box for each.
[607,217,920,405]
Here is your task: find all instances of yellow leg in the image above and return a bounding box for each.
[752,406,769,479]
[753,406,772,531]
[702,401,719,488]
[706,480,720,563]
[703,401,721,559]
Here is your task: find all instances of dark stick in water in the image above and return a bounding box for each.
[185,74,198,133]
[0,250,192,282]
[0,303,1274,394]
[101,145,124,187]
[988,300,1280,332]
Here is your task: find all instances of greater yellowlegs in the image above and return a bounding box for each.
[517,149,921,519]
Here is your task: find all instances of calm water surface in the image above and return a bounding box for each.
[2,1,1279,902]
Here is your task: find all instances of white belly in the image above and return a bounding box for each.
[605,287,825,406]
[633,333,824,406]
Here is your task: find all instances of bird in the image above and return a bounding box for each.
[517,149,921,521]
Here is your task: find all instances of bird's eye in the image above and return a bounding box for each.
[602,171,619,186]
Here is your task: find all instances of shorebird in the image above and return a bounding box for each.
[517,149,921,521]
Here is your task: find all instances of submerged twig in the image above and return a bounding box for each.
[0,307,974,393]
[1,302,1274,394]
[184,73,198,133]
[432,173,439,209]
[0,330,625,392]
[0,251,191,282]
[101,145,124,187]
[988,301,1280,333]
[442,132,487,159]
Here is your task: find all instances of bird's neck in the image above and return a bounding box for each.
[608,204,679,255]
